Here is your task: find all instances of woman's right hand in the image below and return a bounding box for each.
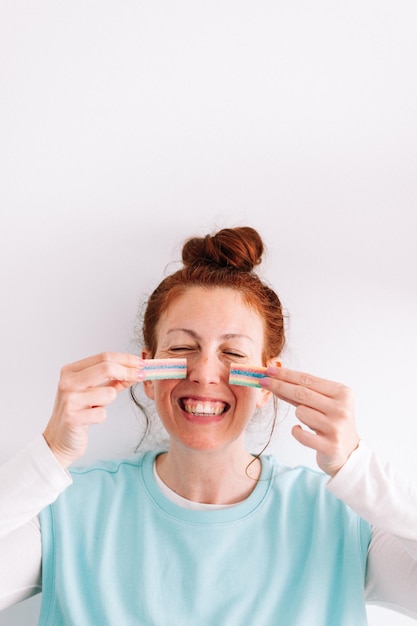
[43,352,144,469]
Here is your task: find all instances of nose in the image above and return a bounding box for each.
[188,353,223,385]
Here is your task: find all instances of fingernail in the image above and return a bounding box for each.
[266,366,281,376]
[259,376,271,388]
[137,370,145,381]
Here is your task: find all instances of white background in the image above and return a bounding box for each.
[1,1,416,623]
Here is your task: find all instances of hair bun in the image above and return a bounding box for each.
[182,226,264,272]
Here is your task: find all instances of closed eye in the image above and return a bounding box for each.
[169,346,195,353]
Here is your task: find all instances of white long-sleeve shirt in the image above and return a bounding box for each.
[1,437,417,619]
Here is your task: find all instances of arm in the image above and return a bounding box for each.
[2,352,143,535]
[0,436,70,610]
[328,442,417,549]
[1,352,143,610]
[0,436,71,538]
[260,367,417,616]
[0,518,42,610]
[328,442,417,618]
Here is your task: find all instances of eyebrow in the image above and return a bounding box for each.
[166,328,254,342]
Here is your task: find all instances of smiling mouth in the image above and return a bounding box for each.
[180,398,229,417]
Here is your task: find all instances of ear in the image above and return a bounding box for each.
[141,349,155,400]
[256,387,272,409]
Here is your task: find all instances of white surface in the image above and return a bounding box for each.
[1,1,416,623]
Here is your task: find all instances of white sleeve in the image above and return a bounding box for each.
[0,435,72,538]
[0,435,72,610]
[0,518,42,610]
[327,441,417,619]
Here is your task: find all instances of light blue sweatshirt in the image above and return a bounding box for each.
[38,451,371,625]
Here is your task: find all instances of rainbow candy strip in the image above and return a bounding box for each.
[228,363,269,388]
[143,358,187,380]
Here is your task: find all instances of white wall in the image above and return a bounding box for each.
[1,1,416,624]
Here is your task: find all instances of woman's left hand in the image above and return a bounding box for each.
[260,366,360,477]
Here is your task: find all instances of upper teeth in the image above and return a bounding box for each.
[183,401,225,416]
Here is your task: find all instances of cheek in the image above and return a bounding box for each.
[148,380,178,410]
[235,387,261,412]
[235,387,271,415]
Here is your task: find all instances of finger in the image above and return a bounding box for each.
[61,357,144,392]
[54,387,117,419]
[261,367,350,416]
[295,405,331,434]
[292,424,328,453]
[67,406,108,426]
[63,352,143,375]
[261,374,335,414]
[77,386,118,410]
[265,366,342,399]
[107,378,140,394]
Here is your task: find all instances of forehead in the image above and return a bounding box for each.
[158,286,264,337]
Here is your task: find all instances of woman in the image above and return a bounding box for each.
[1,226,416,624]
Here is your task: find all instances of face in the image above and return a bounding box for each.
[143,286,271,453]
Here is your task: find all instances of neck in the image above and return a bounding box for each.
[155,442,262,505]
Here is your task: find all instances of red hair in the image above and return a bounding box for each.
[142,227,285,363]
